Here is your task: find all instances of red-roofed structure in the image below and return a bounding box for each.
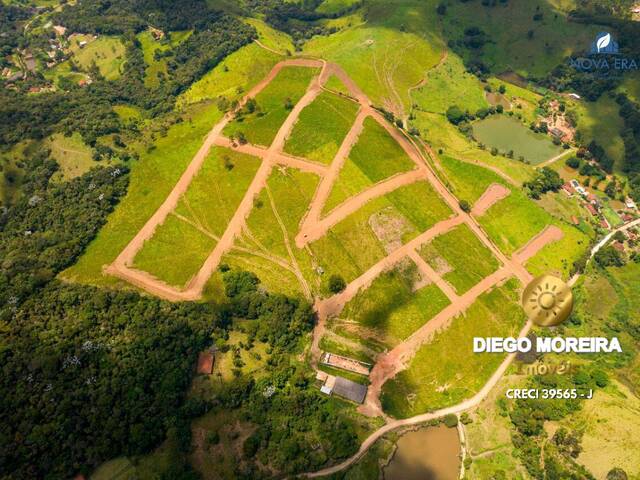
[571,216,579,225]
[197,352,214,374]
[585,203,598,216]
[612,241,625,252]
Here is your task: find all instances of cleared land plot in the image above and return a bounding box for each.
[311,180,453,290]
[438,154,587,275]
[381,279,524,418]
[324,74,351,97]
[62,103,225,287]
[419,224,500,294]
[223,66,319,147]
[324,117,417,213]
[132,147,260,287]
[284,91,360,164]
[339,261,451,348]
[133,214,216,288]
[224,167,320,296]
[472,115,562,165]
[173,147,262,238]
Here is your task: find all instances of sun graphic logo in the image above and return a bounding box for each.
[522,275,574,327]
[590,32,619,55]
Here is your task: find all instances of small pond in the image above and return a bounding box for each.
[383,424,461,480]
[472,115,563,165]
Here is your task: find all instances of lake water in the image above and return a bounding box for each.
[383,425,461,480]
[472,115,562,165]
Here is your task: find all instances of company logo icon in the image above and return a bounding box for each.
[522,275,574,327]
[590,32,619,55]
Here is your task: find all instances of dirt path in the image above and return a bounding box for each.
[512,225,564,264]
[407,250,458,302]
[472,183,511,216]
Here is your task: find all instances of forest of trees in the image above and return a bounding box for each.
[0,2,255,147]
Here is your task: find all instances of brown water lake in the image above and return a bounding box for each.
[383,424,461,480]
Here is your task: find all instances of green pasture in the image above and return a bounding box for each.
[245,17,294,54]
[440,0,599,78]
[133,213,216,288]
[411,53,488,114]
[410,112,534,185]
[341,262,451,348]
[572,94,625,172]
[48,35,125,84]
[472,115,563,165]
[45,132,95,180]
[525,222,589,279]
[303,0,443,115]
[324,117,416,212]
[224,66,319,147]
[61,102,224,286]
[179,42,281,105]
[234,167,321,295]
[381,279,524,418]
[284,91,359,164]
[438,154,501,204]
[324,74,352,97]
[173,147,261,238]
[317,0,361,14]
[420,224,500,294]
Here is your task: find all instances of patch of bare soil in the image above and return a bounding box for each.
[369,208,411,254]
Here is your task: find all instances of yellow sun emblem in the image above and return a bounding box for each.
[522,275,574,327]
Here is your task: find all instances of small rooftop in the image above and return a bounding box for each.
[332,376,367,404]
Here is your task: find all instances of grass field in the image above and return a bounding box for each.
[284,91,360,164]
[173,147,262,238]
[572,381,640,479]
[45,133,95,180]
[472,116,563,165]
[572,94,625,172]
[324,117,416,212]
[324,74,352,96]
[245,18,294,54]
[132,147,261,287]
[419,224,500,294]
[438,155,502,204]
[381,279,524,418]
[411,53,488,114]
[179,42,281,106]
[440,0,599,78]
[225,167,320,296]
[133,213,216,287]
[47,35,126,84]
[312,179,453,292]
[224,66,318,147]
[61,102,224,287]
[340,261,451,347]
[303,1,443,115]
[465,375,530,480]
